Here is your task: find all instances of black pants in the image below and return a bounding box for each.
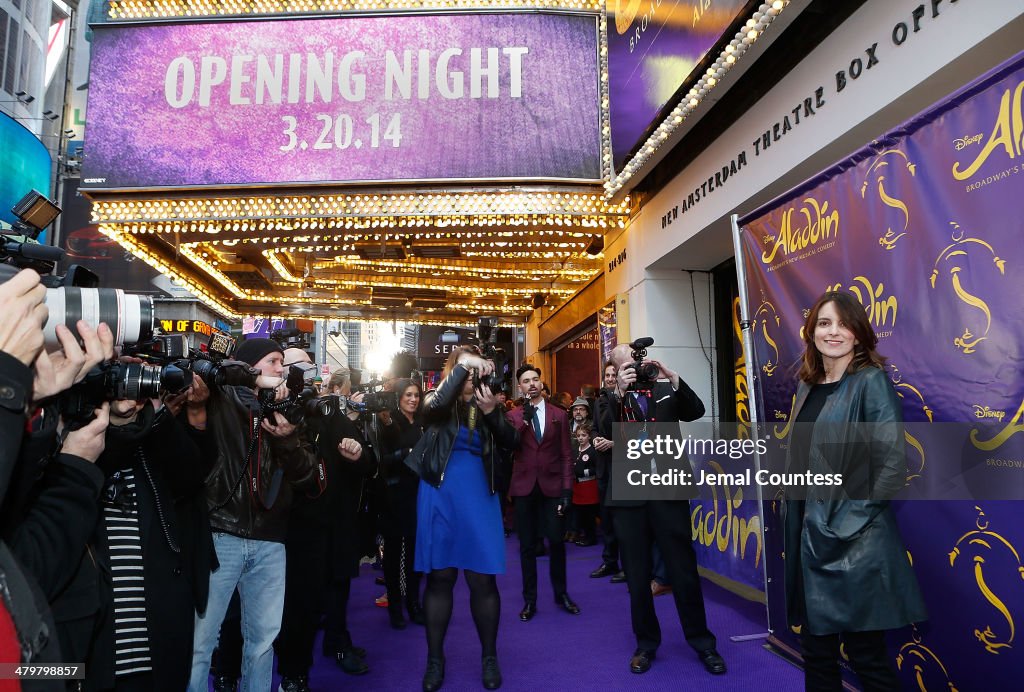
[382,531,420,615]
[514,484,566,603]
[802,630,900,691]
[598,481,619,568]
[574,503,598,540]
[277,526,331,677]
[323,576,354,654]
[614,500,715,653]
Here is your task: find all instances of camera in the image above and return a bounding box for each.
[60,360,193,428]
[626,336,659,391]
[186,332,260,389]
[270,327,310,351]
[474,317,510,393]
[2,190,155,349]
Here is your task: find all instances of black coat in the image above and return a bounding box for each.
[406,364,518,493]
[378,411,423,536]
[782,366,927,635]
[313,410,376,579]
[50,406,216,691]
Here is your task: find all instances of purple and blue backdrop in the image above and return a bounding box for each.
[737,51,1024,688]
[606,0,748,172]
[81,13,601,189]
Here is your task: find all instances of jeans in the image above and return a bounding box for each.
[189,533,286,692]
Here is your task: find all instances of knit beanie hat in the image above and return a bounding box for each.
[234,338,284,366]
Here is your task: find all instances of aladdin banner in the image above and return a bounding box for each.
[737,51,1024,687]
[81,13,601,189]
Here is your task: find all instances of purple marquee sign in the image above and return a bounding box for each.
[81,13,601,189]
[606,0,749,171]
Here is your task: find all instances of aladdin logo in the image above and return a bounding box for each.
[954,134,984,150]
[760,198,839,264]
[974,405,1007,423]
[952,80,1024,180]
[826,276,898,329]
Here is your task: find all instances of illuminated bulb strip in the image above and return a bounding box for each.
[178,246,250,299]
[605,0,791,199]
[98,224,241,319]
[108,0,603,20]
[90,191,629,224]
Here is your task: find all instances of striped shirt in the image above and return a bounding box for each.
[102,468,153,677]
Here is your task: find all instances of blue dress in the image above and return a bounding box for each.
[415,425,505,575]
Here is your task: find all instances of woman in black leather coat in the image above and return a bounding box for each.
[407,346,517,692]
[784,290,927,691]
[378,378,426,629]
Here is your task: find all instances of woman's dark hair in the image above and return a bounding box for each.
[798,290,887,384]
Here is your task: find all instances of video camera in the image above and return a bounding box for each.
[59,359,193,428]
[626,336,659,391]
[1,190,155,349]
[270,327,310,351]
[474,317,510,393]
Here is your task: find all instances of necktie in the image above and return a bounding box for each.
[533,409,543,443]
[631,393,649,421]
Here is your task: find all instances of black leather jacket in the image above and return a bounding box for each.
[417,364,518,493]
[202,385,317,543]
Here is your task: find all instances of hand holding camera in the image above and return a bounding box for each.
[0,268,48,367]
[474,382,499,414]
[32,320,114,403]
[61,401,110,463]
[260,410,297,438]
[337,437,363,462]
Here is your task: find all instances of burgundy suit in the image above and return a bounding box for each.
[507,402,573,498]
[508,400,574,605]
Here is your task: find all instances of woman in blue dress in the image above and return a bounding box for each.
[408,346,517,692]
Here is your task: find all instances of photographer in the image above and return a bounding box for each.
[275,358,375,690]
[0,268,118,680]
[318,369,377,679]
[185,338,317,692]
[51,380,216,692]
[408,346,516,691]
[598,343,725,677]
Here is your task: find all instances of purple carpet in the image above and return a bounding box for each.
[270,537,803,691]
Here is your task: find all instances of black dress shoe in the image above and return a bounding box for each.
[610,571,627,584]
[336,647,369,675]
[482,655,502,689]
[519,602,537,621]
[422,656,445,692]
[698,648,727,675]
[630,649,655,674]
[589,563,618,578]
[556,594,580,615]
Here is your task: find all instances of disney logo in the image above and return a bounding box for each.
[973,405,1006,422]
[953,134,983,151]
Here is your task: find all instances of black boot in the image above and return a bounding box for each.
[407,601,426,626]
[388,603,407,630]
[482,655,502,689]
[422,656,445,692]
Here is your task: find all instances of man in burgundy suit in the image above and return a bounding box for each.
[507,364,580,622]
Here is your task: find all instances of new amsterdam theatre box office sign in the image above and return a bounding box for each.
[80,12,603,189]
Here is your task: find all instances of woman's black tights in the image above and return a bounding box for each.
[424,567,500,659]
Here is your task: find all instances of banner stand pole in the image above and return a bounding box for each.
[728,213,771,644]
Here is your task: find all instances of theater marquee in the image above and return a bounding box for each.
[81,12,601,189]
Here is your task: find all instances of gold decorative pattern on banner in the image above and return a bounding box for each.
[826,275,898,338]
[752,298,781,377]
[888,364,931,484]
[731,297,751,440]
[948,507,1024,655]
[896,627,960,692]
[860,149,916,250]
[929,223,1007,354]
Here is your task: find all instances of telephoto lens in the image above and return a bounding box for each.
[43,287,154,348]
